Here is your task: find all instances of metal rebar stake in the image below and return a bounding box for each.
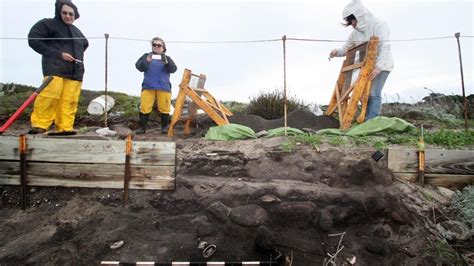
[454,33,468,131]
[282,35,288,136]
[104,33,110,128]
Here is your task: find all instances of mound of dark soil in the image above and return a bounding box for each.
[229,109,339,132]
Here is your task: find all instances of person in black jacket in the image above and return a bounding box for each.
[27,0,88,134]
[135,37,177,134]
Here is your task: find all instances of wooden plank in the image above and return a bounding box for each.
[189,86,208,93]
[0,175,174,190]
[0,162,174,190]
[169,69,192,137]
[356,80,371,123]
[388,148,474,174]
[341,62,364,73]
[183,86,227,125]
[394,173,474,190]
[0,136,175,166]
[335,83,343,124]
[0,161,174,180]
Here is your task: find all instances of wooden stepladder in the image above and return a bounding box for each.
[168,69,233,137]
[325,37,379,130]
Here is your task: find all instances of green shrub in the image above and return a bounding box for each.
[223,101,248,114]
[424,129,474,148]
[421,239,463,264]
[246,89,307,120]
[449,186,474,228]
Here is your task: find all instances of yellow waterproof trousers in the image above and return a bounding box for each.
[31,76,82,132]
[140,90,171,114]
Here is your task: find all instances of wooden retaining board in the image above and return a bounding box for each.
[0,136,175,190]
[388,148,474,189]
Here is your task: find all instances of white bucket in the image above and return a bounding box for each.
[87,95,115,115]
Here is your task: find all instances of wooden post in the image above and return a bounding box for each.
[122,135,132,205]
[19,134,27,210]
[454,33,468,131]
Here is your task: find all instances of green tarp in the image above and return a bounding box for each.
[266,127,305,137]
[204,117,416,140]
[316,116,416,136]
[204,123,257,140]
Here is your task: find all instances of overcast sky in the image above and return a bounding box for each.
[1,0,473,105]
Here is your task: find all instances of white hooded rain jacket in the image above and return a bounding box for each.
[335,0,394,72]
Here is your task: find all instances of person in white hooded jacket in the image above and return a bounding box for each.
[329,0,394,121]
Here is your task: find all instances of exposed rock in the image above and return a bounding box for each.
[112,126,134,139]
[365,240,389,255]
[437,187,455,200]
[276,202,317,220]
[110,240,124,250]
[436,221,472,241]
[229,204,269,227]
[255,130,268,138]
[259,194,281,204]
[207,201,230,223]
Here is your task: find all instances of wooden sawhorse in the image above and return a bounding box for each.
[168,69,232,137]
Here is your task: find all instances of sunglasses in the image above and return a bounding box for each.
[61,11,75,17]
[152,43,163,48]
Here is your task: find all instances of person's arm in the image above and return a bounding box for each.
[163,55,177,73]
[135,53,150,72]
[28,19,61,58]
[330,31,357,58]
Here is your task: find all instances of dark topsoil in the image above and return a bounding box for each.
[0,112,468,265]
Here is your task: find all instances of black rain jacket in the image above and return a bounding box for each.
[28,2,88,81]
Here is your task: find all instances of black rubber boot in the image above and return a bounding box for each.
[28,127,46,134]
[160,114,170,134]
[135,113,149,134]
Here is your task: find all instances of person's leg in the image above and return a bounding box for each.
[136,90,155,134]
[29,76,63,133]
[156,91,172,134]
[365,71,390,121]
[55,79,82,132]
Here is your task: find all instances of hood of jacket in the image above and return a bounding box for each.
[54,0,80,20]
[342,0,373,32]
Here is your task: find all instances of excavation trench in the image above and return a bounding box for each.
[0,138,454,265]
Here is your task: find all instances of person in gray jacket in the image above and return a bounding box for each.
[329,0,394,121]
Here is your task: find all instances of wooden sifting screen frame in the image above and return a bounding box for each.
[325,36,379,129]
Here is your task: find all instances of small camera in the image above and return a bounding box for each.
[151,54,161,60]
